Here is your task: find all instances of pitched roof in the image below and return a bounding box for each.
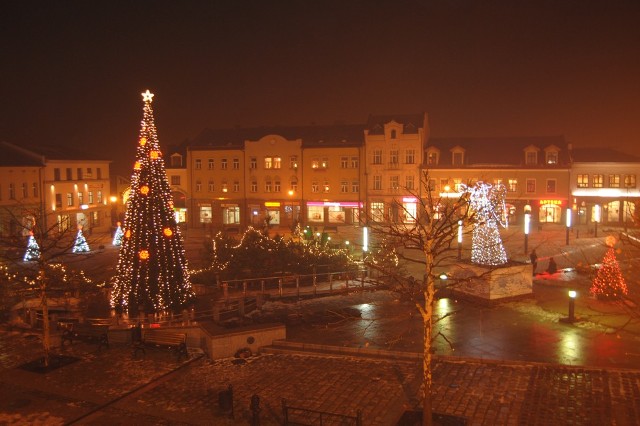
[426,136,569,167]
[366,113,425,135]
[571,147,640,163]
[0,141,45,167]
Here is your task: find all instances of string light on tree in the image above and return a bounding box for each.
[23,231,41,261]
[461,181,508,266]
[72,226,90,253]
[111,90,194,314]
[590,236,628,300]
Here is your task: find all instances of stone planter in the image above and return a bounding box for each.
[449,261,533,304]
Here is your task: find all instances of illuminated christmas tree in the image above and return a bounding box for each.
[72,226,90,253]
[23,232,40,261]
[462,182,508,266]
[111,90,194,314]
[112,222,124,246]
[590,238,628,300]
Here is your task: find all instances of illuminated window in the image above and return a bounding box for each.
[390,176,400,191]
[88,191,94,203]
[273,157,281,169]
[223,206,240,224]
[428,179,436,191]
[373,175,382,190]
[221,159,227,170]
[321,158,329,168]
[427,152,438,165]
[32,183,38,197]
[323,181,329,192]
[624,174,636,188]
[389,150,399,165]
[290,179,298,192]
[577,174,588,188]
[311,181,319,193]
[97,191,102,203]
[372,150,382,165]
[290,156,298,169]
[312,158,320,169]
[546,179,557,193]
[264,157,272,169]
[67,192,73,206]
[508,179,518,192]
[405,149,415,164]
[546,151,558,164]
[371,202,384,222]
[608,174,620,188]
[78,192,84,204]
[221,182,228,193]
[454,179,463,192]
[195,159,201,169]
[593,174,603,188]
[208,159,214,170]
[526,179,536,193]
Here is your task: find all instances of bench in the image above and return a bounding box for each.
[133,329,188,361]
[61,323,109,351]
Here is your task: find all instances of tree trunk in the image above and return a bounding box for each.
[40,271,50,367]
[421,247,435,426]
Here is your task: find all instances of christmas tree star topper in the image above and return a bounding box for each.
[141,89,154,102]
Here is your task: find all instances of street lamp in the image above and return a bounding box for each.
[287,189,295,228]
[457,220,463,260]
[593,204,601,237]
[362,226,368,260]
[565,208,572,245]
[560,290,577,323]
[524,213,531,254]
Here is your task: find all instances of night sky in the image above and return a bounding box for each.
[2,1,639,176]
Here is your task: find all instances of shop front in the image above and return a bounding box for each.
[306,201,362,226]
[538,199,564,224]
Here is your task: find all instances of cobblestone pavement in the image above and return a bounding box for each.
[1,330,639,425]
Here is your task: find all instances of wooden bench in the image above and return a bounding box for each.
[61,323,109,351]
[133,329,188,361]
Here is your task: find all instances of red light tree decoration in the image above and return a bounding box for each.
[111,90,194,314]
[590,236,628,301]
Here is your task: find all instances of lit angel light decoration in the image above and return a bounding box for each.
[460,181,508,266]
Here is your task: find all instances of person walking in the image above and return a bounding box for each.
[529,250,538,275]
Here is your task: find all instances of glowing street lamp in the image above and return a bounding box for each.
[565,208,572,245]
[560,290,578,323]
[593,205,601,237]
[524,213,531,254]
[457,220,463,260]
[362,226,368,259]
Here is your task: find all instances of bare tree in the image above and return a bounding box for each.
[364,171,474,426]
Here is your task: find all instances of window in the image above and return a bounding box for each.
[351,156,359,168]
[86,167,93,177]
[54,168,61,181]
[78,192,84,205]
[526,152,537,165]
[341,181,348,193]
[265,180,272,192]
[389,150,399,165]
[390,176,399,191]
[341,157,348,168]
[593,174,604,188]
[452,152,463,166]
[171,175,181,185]
[371,202,384,222]
[323,181,329,192]
[195,159,202,169]
[208,159,214,170]
[311,181,319,193]
[352,180,359,193]
[508,179,518,192]
[290,179,298,192]
[88,191,94,204]
[428,179,436,191]
[372,150,382,165]
[77,168,83,180]
[312,158,320,169]
[233,158,239,170]
[273,157,281,169]
[66,168,73,180]
[290,156,298,169]
[274,180,281,192]
[171,156,182,167]
[208,181,214,192]
[223,206,240,224]
[406,175,414,190]
[55,193,62,208]
[250,157,257,169]
[373,175,382,190]
[405,149,415,164]
[440,179,449,190]
[264,157,272,169]
[390,129,397,139]
[251,181,257,192]
[97,168,102,179]
[625,174,636,188]
[200,206,212,223]
[454,179,463,192]
[321,158,329,168]
[9,183,15,200]
[221,159,227,170]
[97,191,102,203]
[67,193,73,206]
[546,151,558,165]
[21,183,28,198]
[526,179,536,193]
[196,181,202,192]
[32,183,38,197]
[577,174,589,188]
[546,179,556,193]
[608,174,620,188]
[221,182,228,193]
[233,181,239,192]
[427,152,438,165]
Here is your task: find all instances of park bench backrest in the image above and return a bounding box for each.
[143,329,186,347]
[74,323,109,335]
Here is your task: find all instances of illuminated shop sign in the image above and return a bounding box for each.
[264,202,281,207]
[306,201,363,208]
[402,197,418,203]
[539,199,563,206]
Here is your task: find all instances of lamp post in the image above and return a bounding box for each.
[287,189,295,229]
[362,226,368,260]
[560,290,577,323]
[565,208,572,246]
[594,204,601,237]
[457,220,463,260]
[524,213,531,254]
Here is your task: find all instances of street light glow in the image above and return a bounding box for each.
[568,290,577,299]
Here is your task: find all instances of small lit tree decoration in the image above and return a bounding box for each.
[590,236,628,300]
[461,181,508,266]
[113,222,124,246]
[23,231,41,261]
[72,226,90,253]
[111,90,194,314]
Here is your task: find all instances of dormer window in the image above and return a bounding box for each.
[452,152,463,166]
[426,150,439,166]
[546,151,558,165]
[171,155,182,168]
[390,129,397,139]
[526,151,538,165]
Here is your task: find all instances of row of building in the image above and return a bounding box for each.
[159,114,639,233]
[2,113,638,243]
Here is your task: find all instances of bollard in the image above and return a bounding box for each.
[223,282,229,301]
[278,279,283,297]
[261,279,265,294]
[250,394,261,425]
[296,277,301,298]
[243,281,247,297]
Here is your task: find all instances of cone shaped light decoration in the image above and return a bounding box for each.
[111,90,194,313]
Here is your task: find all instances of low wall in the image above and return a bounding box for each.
[200,323,286,359]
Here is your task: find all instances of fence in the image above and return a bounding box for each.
[282,398,362,426]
